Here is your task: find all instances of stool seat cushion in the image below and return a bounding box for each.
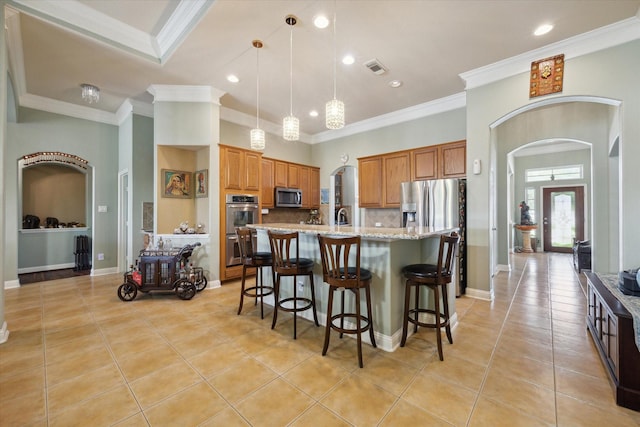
[285,257,314,269]
[402,263,438,279]
[338,267,372,282]
[252,251,273,260]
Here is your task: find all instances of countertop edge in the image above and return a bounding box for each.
[249,223,458,241]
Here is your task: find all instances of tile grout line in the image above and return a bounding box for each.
[464,256,532,426]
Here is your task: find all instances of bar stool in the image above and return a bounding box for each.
[400,231,459,361]
[268,230,319,339]
[236,227,274,319]
[317,234,377,368]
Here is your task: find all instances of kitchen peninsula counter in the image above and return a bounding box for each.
[250,223,458,241]
[249,223,459,352]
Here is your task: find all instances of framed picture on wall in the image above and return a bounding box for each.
[162,169,192,198]
[194,169,208,198]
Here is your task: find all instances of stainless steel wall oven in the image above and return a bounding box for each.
[225,194,259,267]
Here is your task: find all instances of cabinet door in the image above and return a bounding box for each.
[261,158,275,208]
[299,166,310,208]
[412,146,438,181]
[223,147,243,190]
[244,151,261,191]
[359,157,383,207]
[288,163,300,188]
[274,161,288,187]
[440,141,466,178]
[384,152,410,207]
[310,168,320,208]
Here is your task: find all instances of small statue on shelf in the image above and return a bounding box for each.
[519,201,534,225]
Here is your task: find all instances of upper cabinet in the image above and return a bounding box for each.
[440,140,466,178]
[220,145,261,192]
[262,157,320,208]
[261,158,275,208]
[359,140,466,207]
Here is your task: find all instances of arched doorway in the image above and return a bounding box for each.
[489,96,621,276]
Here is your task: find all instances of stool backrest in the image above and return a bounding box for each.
[235,227,255,261]
[317,234,362,288]
[436,231,460,282]
[268,230,301,274]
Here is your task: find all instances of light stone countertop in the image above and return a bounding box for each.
[249,223,458,241]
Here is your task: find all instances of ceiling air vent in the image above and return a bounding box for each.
[364,58,387,75]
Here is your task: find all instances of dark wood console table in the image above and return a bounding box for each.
[585,272,640,411]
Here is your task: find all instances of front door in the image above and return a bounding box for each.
[542,186,584,252]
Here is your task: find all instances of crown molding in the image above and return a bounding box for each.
[129,99,154,118]
[147,85,225,104]
[460,16,640,90]
[311,92,467,144]
[7,0,159,61]
[156,0,213,64]
[20,93,118,125]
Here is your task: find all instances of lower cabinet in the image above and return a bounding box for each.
[585,272,640,411]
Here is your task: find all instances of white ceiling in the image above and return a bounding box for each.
[5,0,640,143]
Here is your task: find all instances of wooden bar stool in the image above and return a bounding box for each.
[268,230,319,339]
[236,227,274,319]
[401,231,459,361]
[317,234,377,368]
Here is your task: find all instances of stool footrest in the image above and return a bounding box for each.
[329,313,373,335]
[407,308,450,329]
[277,296,314,313]
[242,285,274,298]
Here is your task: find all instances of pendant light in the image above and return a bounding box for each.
[283,15,299,141]
[250,40,265,151]
[326,4,344,130]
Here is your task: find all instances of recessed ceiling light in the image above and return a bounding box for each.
[309,110,319,117]
[389,80,402,88]
[314,15,329,29]
[227,74,239,83]
[534,24,553,36]
[342,55,355,65]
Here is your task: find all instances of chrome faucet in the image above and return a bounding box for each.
[337,208,348,226]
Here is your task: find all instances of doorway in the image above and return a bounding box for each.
[542,186,584,253]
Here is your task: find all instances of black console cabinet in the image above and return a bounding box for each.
[585,272,640,411]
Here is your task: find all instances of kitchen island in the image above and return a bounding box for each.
[249,223,459,352]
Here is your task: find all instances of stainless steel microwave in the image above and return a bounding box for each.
[275,187,302,208]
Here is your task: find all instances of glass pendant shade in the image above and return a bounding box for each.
[326,98,345,129]
[250,128,265,150]
[283,115,299,141]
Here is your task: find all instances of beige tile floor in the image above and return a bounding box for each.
[1,253,640,426]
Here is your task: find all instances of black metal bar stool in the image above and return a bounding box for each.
[268,230,319,339]
[317,234,377,368]
[401,231,459,361]
[236,227,274,319]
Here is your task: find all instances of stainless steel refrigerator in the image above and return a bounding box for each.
[400,179,467,294]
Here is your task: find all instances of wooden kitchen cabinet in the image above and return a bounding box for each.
[221,145,261,191]
[299,166,310,208]
[274,161,288,187]
[412,146,438,181]
[440,140,466,178]
[288,163,300,188]
[261,158,274,208]
[383,152,410,207]
[310,167,320,208]
[359,157,383,207]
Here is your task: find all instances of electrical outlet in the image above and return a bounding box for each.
[97,253,104,260]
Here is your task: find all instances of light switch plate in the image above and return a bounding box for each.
[98,205,107,213]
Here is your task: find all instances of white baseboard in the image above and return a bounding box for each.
[495,264,510,272]
[0,321,9,344]
[17,263,75,274]
[464,287,494,301]
[91,267,119,276]
[4,280,21,290]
